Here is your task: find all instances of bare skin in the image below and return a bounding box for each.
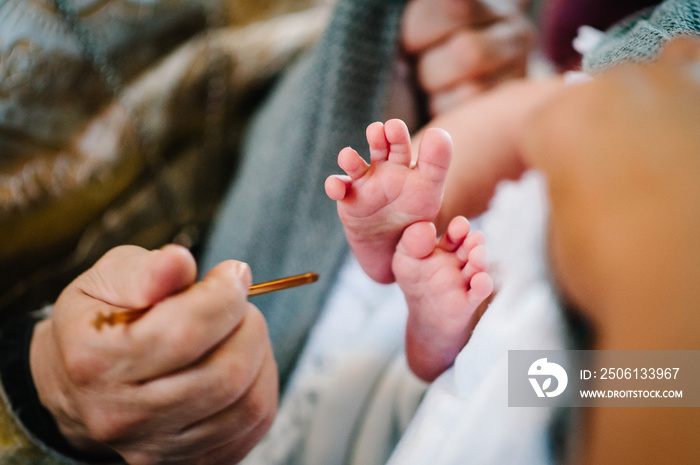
[522,37,700,465]
[401,0,535,115]
[393,217,493,381]
[325,119,492,381]
[325,119,453,284]
[30,245,278,465]
[14,2,537,462]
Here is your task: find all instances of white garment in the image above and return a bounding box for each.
[241,171,567,465]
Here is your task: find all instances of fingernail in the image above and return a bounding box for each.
[235,262,252,288]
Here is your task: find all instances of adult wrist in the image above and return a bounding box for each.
[0,312,122,464]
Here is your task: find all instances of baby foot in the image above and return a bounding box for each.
[392,216,493,382]
[325,119,452,283]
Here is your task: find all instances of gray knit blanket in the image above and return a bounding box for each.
[202,0,407,385]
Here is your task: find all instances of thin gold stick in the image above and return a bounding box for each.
[247,272,319,296]
[92,272,319,330]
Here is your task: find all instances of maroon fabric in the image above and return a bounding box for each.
[539,0,661,71]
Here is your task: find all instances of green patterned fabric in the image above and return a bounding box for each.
[0,0,323,462]
[0,403,82,465]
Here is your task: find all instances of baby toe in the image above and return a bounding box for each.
[397,221,437,259]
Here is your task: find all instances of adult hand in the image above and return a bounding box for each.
[401,0,535,116]
[30,245,278,465]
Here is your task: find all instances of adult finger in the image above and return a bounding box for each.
[110,347,276,465]
[427,56,529,115]
[48,245,199,385]
[174,349,278,464]
[402,0,512,53]
[116,260,253,381]
[134,303,272,423]
[415,14,534,93]
[73,244,197,311]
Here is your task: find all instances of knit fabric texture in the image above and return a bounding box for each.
[583,0,700,73]
[201,0,408,386]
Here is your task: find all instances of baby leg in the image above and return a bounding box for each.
[392,216,493,382]
[325,119,452,283]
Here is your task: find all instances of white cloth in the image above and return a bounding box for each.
[387,172,567,465]
[239,255,427,465]
[241,171,567,465]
